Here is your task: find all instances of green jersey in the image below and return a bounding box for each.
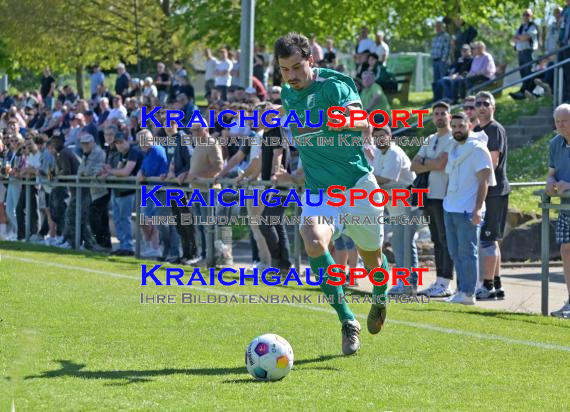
[281,68,372,194]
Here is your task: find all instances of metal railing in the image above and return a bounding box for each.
[392,50,570,136]
[535,190,570,316]
[0,175,303,271]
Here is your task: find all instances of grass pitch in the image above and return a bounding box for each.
[1,243,569,411]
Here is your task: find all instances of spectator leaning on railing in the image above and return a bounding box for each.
[546,103,570,319]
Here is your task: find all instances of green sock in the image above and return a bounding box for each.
[309,251,354,322]
[370,253,390,304]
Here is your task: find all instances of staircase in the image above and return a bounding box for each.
[505,105,554,149]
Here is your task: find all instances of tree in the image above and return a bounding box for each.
[0,0,183,96]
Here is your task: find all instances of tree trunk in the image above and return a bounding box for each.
[75,64,84,99]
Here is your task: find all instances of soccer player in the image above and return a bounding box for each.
[269,32,389,355]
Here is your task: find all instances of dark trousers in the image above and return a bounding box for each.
[64,188,95,248]
[518,49,534,93]
[259,199,291,269]
[423,198,454,280]
[89,193,112,248]
[170,197,197,259]
[16,185,39,240]
[49,187,68,237]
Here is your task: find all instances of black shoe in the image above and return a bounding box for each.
[509,92,525,100]
[495,287,505,300]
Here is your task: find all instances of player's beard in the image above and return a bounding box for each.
[453,131,469,142]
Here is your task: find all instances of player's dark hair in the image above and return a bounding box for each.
[274,32,311,62]
[432,101,450,112]
[451,112,470,123]
[372,125,392,136]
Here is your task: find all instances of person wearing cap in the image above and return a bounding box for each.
[77,133,111,251]
[82,110,100,147]
[100,132,144,256]
[65,113,85,153]
[269,86,282,104]
[434,43,473,102]
[115,63,131,99]
[58,134,97,250]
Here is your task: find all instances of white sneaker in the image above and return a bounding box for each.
[418,282,454,297]
[551,301,570,319]
[57,241,72,249]
[246,260,260,273]
[445,292,475,305]
[5,232,17,241]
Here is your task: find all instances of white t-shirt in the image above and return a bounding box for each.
[371,145,416,216]
[107,106,128,123]
[376,42,390,65]
[416,131,454,199]
[205,58,218,81]
[443,144,493,214]
[357,38,376,54]
[215,59,233,87]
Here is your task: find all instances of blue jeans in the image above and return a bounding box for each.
[444,211,480,295]
[156,204,180,259]
[432,60,447,83]
[391,209,419,287]
[112,193,134,251]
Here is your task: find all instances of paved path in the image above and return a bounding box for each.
[232,241,568,316]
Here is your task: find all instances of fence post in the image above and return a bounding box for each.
[25,179,31,240]
[294,196,300,272]
[74,178,81,250]
[540,192,551,316]
[135,186,141,259]
[206,186,215,267]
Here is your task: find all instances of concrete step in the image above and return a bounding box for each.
[517,115,554,126]
[537,105,554,116]
[506,124,553,138]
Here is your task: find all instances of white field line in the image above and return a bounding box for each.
[5,255,570,353]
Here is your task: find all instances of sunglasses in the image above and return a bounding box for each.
[475,101,492,107]
[523,13,530,16]
[463,105,475,110]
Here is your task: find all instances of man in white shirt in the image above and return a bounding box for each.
[370,126,419,295]
[357,27,376,54]
[375,31,390,66]
[204,48,219,98]
[443,112,494,305]
[411,102,455,297]
[106,96,127,126]
[215,48,233,101]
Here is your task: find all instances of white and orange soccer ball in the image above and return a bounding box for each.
[245,334,294,381]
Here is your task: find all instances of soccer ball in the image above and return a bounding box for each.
[245,334,294,381]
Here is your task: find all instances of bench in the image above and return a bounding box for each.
[468,63,507,97]
[385,71,413,103]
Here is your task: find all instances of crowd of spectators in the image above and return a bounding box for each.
[0,13,569,317]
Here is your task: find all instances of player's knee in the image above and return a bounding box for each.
[300,228,327,256]
[480,240,498,257]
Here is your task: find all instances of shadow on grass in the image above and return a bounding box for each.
[24,355,344,384]
[407,306,570,329]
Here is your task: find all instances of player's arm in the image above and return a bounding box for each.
[489,150,499,169]
[328,104,369,131]
[472,167,491,225]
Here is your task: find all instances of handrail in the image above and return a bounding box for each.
[391,56,570,136]
[468,43,570,95]
[533,190,570,315]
